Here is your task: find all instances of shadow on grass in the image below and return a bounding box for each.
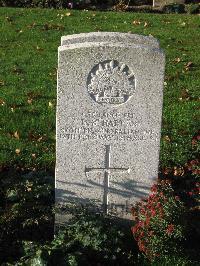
[0,165,199,264]
[0,167,54,263]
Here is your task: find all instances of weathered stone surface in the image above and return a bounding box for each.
[56,35,165,220]
[153,0,185,7]
[61,32,160,48]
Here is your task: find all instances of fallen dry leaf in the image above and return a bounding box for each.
[5,16,12,22]
[185,61,194,71]
[14,131,20,139]
[27,22,36,29]
[36,46,44,52]
[66,12,71,16]
[27,91,42,99]
[16,29,23,33]
[163,135,171,142]
[144,22,149,27]
[15,149,21,155]
[181,88,190,100]
[163,167,172,175]
[177,40,183,44]
[174,57,181,64]
[27,98,33,104]
[0,80,5,86]
[48,101,53,108]
[132,20,141,25]
[42,23,64,31]
[173,166,184,176]
[37,136,43,142]
[0,99,5,106]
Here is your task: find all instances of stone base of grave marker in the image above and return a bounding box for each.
[56,32,165,224]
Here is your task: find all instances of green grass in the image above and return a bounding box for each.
[0,8,200,169]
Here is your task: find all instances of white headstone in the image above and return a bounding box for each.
[56,32,165,221]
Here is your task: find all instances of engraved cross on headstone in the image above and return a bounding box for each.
[85,145,130,213]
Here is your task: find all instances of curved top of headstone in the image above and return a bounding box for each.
[59,41,164,57]
[61,32,160,48]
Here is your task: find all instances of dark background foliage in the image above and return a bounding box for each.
[0,0,67,8]
[0,0,199,8]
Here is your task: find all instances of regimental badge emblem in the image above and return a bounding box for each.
[87,60,136,105]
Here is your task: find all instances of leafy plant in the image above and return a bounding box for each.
[17,213,136,265]
[0,0,67,8]
[185,4,200,14]
[162,3,185,13]
[131,180,186,261]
